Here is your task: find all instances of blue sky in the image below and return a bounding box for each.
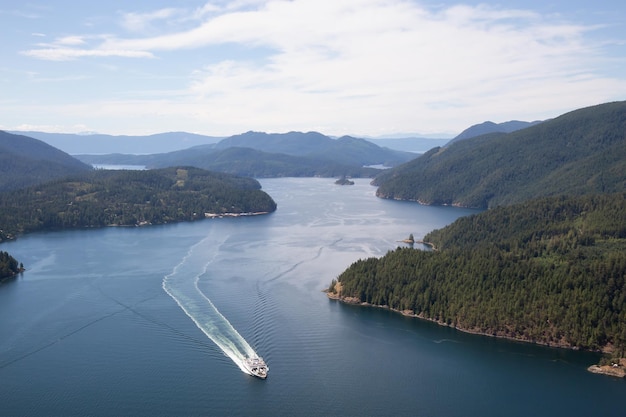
[1,0,625,137]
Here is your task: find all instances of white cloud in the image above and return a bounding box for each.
[15,0,626,135]
[21,31,157,61]
[9,123,92,133]
[174,0,621,133]
[21,47,154,61]
[120,7,181,32]
[56,35,87,46]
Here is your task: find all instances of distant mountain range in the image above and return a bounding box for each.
[4,101,622,204]
[9,131,223,154]
[13,129,446,155]
[0,130,92,192]
[11,120,540,158]
[75,131,416,178]
[373,101,626,208]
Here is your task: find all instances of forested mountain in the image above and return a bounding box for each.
[215,131,330,154]
[76,131,415,177]
[448,120,542,144]
[328,193,626,353]
[13,131,223,154]
[0,130,92,192]
[374,101,626,208]
[212,131,413,167]
[0,167,276,241]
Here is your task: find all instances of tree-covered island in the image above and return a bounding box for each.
[0,166,277,241]
[335,177,355,185]
[327,193,626,372]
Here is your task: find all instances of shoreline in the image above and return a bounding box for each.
[587,359,626,378]
[0,268,25,285]
[204,211,270,218]
[325,289,624,378]
[1,211,273,243]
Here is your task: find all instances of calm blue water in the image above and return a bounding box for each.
[0,178,624,417]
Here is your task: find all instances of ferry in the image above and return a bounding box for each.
[244,356,269,379]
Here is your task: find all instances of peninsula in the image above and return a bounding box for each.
[0,251,23,281]
[0,167,277,241]
[587,359,626,378]
[327,193,626,374]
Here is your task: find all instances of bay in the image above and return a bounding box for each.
[0,178,624,417]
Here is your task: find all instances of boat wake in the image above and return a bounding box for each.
[163,234,261,376]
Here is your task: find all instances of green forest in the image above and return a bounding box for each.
[328,193,626,353]
[0,166,277,242]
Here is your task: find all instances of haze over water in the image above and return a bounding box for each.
[0,178,624,416]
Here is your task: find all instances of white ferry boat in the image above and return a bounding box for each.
[244,356,269,379]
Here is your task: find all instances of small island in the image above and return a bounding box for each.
[335,177,355,185]
[399,233,415,244]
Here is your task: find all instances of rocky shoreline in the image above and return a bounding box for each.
[587,359,626,378]
[325,287,624,378]
[204,211,270,218]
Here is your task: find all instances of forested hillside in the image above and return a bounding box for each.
[213,131,413,167]
[0,131,92,191]
[328,193,626,353]
[373,101,626,208]
[0,167,276,241]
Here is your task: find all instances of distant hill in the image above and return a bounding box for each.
[448,120,543,144]
[76,131,415,178]
[0,131,92,192]
[373,101,626,208]
[215,131,329,154]
[213,131,413,167]
[10,131,223,154]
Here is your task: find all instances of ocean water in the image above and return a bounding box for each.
[0,178,624,417]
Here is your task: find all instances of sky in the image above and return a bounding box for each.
[1,0,625,138]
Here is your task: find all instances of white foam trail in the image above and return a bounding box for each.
[163,234,258,375]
